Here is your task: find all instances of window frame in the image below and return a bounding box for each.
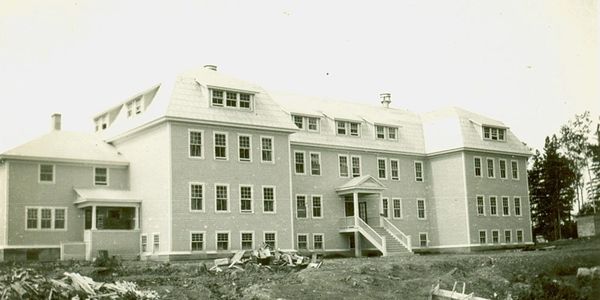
[486,158,495,178]
[141,234,148,253]
[377,158,387,180]
[511,160,520,180]
[504,229,512,244]
[375,125,385,139]
[514,196,522,216]
[152,233,160,252]
[94,167,109,186]
[419,232,428,247]
[297,234,308,250]
[292,115,304,129]
[417,198,427,220]
[189,182,205,212]
[414,161,424,182]
[311,195,323,218]
[240,231,255,250]
[309,152,322,176]
[263,231,277,249]
[516,229,524,243]
[262,185,276,214]
[216,231,230,251]
[260,136,274,164]
[307,117,320,132]
[25,206,68,231]
[489,196,498,216]
[482,126,506,142]
[294,151,306,175]
[476,195,485,216]
[296,194,307,219]
[478,230,487,244]
[491,230,500,244]
[351,155,361,177]
[474,156,482,177]
[210,89,253,110]
[214,183,230,213]
[382,197,389,218]
[338,154,350,178]
[499,159,507,179]
[313,233,324,250]
[190,231,206,252]
[38,164,55,184]
[188,129,205,159]
[237,134,252,162]
[392,198,402,219]
[501,196,510,216]
[390,159,400,181]
[213,132,229,160]
[239,184,254,213]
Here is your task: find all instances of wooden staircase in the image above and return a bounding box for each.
[372,226,412,255]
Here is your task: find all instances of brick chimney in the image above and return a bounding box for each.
[380,93,391,108]
[51,113,61,131]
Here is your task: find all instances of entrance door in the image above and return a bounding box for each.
[345,201,354,216]
[359,202,367,223]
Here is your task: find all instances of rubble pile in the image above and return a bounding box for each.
[0,268,159,300]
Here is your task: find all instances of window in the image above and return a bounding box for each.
[153,234,160,251]
[390,159,399,180]
[135,97,143,114]
[261,137,273,163]
[499,159,507,179]
[388,127,397,140]
[486,158,495,178]
[310,152,321,175]
[351,156,361,177]
[504,230,512,243]
[336,121,360,136]
[514,197,522,216]
[211,89,253,109]
[336,121,346,135]
[216,232,229,250]
[339,155,349,177]
[350,123,360,136]
[190,183,204,211]
[474,157,482,177]
[479,230,487,244]
[263,186,275,213]
[264,232,276,249]
[414,161,423,182]
[215,184,229,212]
[516,230,524,243]
[191,232,204,251]
[417,199,426,219]
[393,198,402,219]
[240,185,253,213]
[491,230,499,243]
[296,195,307,218]
[293,115,304,129]
[376,126,385,139]
[308,117,319,131]
[312,196,322,218]
[241,232,254,250]
[94,167,108,186]
[189,130,204,158]
[382,198,389,218]
[313,234,324,250]
[490,196,498,216]
[214,133,228,160]
[238,135,251,162]
[377,158,387,179]
[297,234,308,250]
[294,151,305,174]
[502,196,510,216]
[127,102,133,117]
[26,207,66,230]
[511,160,519,180]
[39,164,54,183]
[375,125,398,140]
[483,126,506,141]
[419,233,428,247]
[141,235,148,252]
[476,195,485,216]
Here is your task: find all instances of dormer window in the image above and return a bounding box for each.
[95,114,109,132]
[483,126,506,141]
[336,120,360,137]
[291,114,320,132]
[293,115,304,129]
[375,125,398,141]
[124,96,143,118]
[210,89,253,110]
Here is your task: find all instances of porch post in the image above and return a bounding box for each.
[91,205,97,230]
[353,192,359,226]
[134,206,140,230]
[378,192,383,226]
[353,192,360,257]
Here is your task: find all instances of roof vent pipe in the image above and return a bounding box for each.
[203,65,217,71]
[51,113,61,131]
[380,93,391,108]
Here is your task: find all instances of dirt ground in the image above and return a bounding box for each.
[2,237,600,299]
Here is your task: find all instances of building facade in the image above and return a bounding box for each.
[0,66,533,261]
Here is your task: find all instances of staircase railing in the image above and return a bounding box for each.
[355,217,387,256]
[381,217,412,252]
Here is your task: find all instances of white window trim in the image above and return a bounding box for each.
[262,185,277,214]
[263,231,277,249]
[499,159,508,179]
[309,152,322,176]
[188,129,205,159]
[38,164,55,184]
[375,125,386,140]
[418,232,429,248]
[486,158,495,178]
[489,195,498,216]
[390,159,400,181]
[190,231,206,252]
[260,136,275,164]
[237,134,253,162]
[239,184,254,213]
[377,157,387,180]
[215,230,231,251]
[504,229,512,244]
[297,233,309,250]
[338,154,350,178]
[414,161,424,182]
[392,198,403,219]
[307,117,320,132]
[312,233,325,250]
[416,198,427,220]
[210,89,254,111]
[511,160,520,180]
[93,167,109,187]
[141,234,148,253]
[483,126,507,142]
[351,155,362,177]
[295,194,308,219]
[292,115,304,129]
[501,196,511,216]
[387,127,398,141]
[476,195,486,216]
[381,197,390,218]
[213,131,229,161]
[189,182,205,212]
[478,230,487,244]
[491,229,500,244]
[240,231,255,250]
[514,196,522,216]
[24,206,68,231]
[214,183,231,213]
[516,229,524,243]
[294,150,306,175]
[152,232,160,253]
[473,156,482,178]
[311,195,324,219]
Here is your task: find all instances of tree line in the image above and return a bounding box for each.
[528,111,600,240]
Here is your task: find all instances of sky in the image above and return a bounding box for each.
[0,0,598,154]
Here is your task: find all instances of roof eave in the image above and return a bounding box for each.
[0,154,129,167]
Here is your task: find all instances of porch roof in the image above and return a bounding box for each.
[73,188,141,208]
[335,175,387,194]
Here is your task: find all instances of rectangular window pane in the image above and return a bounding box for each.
[415,162,423,182]
[477,196,485,215]
[499,160,507,179]
[382,198,389,218]
[263,187,275,212]
[239,93,251,108]
[215,133,227,159]
[417,199,426,219]
[499,129,505,141]
[240,186,252,212]
[483,127,490,139]
[479,231,486,244]
[351,156,361,177]
[505,230,511,243]
[310,153,321,175]
[502,197,510,216]
[393,199,401,218]
[308,118,318,131]
[419,233,427,247]
[313,234,323,250]
[514,197,521,216]
[350,123,359,136]
[511,161,519,179]
[490,197,497,215]
[241,233,253,250]
[239,135,251,161]
[312,196,322,218]
[54,208,65,229]
[264,232,276,249]
[293,115,303,129]
[388,127,397,140]
[376,126,385,139]
[487,159,495,178]
[297,235,308,250]
[94,168,108,186]
[211,90,224,106]
[296,196,306,218]
[216,185,228,212]
[261,137,273,162]
[40,164,54,182]
[226,92,237,107]
[339,156,349,177]
[390,160,399,180]
[189,131,203,157]
[492,231,499,243]
[191,233,204,251]
[41,208,52,229]
[191,184,203,211]
[141,235,147,252]
[336,121,346,135]
[27,208,38,229]
[474,158,481,177]
[295,152,305,174]
[516,230,523,243]
[491,128,498,140]
[217,233,229,250]
[378,158,386,179]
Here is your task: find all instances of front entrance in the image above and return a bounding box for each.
[345,201,368,224]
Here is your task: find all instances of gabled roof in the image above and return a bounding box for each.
[336,175,387,194]
[0,131,128,165]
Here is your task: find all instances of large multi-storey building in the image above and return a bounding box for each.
[0,66,532,261]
